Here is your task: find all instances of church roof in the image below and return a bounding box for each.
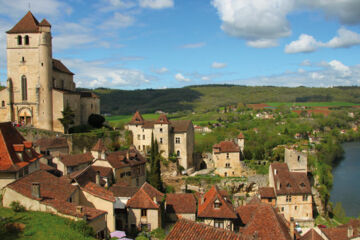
[129,111,145,125]
[7,11,40,34]
[155,114,170,124]
[39,19,51,27]
[52,59,74,75]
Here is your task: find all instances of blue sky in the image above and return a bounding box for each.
[0,0,360,89]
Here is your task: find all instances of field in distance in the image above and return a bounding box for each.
[266,102,358,107]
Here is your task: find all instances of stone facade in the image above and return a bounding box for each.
[284,148,308,173]
[0,12,99,133]
[212,141,242,177]
[126,112,194,169]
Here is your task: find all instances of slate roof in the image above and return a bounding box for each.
[271,162,311,195]
[52,59,74,75]
[126,182,164,209]
[7,170,105,220]
[198,185,237,219]
[7,11,40,33]
[259,187,276,199]
[165,219,247,240]
[213,141,240,153]
[59,152,93,167]
[0,122,41,172]
[237,203,293,240]
[35,137,68,151]
[166,193,197,214]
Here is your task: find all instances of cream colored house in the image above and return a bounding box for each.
[212,140,243,177]
[269,162,313,224]
[0,11,99,133]
[0,122,42,189]
[126,112,194,170]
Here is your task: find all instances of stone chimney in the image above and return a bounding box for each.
[276,181,280,191]
[31,182,41,198]
[348,226,353,238]
[76,206,83,214]
[95,171,101,185]
[289,217,295,240]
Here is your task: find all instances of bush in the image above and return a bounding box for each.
[88,114,105,128]
[65,219,94,237]
[165,185,175,193]
[10,201,25,212]
[69,124,93,133]
[151,228,166,240]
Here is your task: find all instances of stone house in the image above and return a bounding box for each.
[126,112,194,170]
[165,193,197,222]
[212,140,243,177]
[197,186,238,231]
[126,182,164,232]
[0,122,42,189]
[53,151,94,175]
[284,148,307,173]
[34,136,70,157]
[0,11,99,133]
[2,170,108,238]
[269,162,313,224]
[258,187,276,206]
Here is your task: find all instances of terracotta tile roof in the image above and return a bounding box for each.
[236,205,259,225]
[35,137,68,151]
[156,114,170,124]
[259,187,276,199]
[109,185,139,197]
[300,229,325,240]
[198,185,237,219]
[238,132,245,139]
[91,166,113,178]
[126,182,164,209]
[320,219,360,240]
[238,203,293,240]
[39,163,56,171]
[165,219,247,240]
[171,120,192,133]
[39,19,51,27]
[92,139,108,152]
[166,193,196,214]
[0,122,41,172]
[143,120,156,128]
[52,59,74,75]
[106,147,146,169]
[271,162,311,195]
[129,111,145,125]
[7,11,40,33]
[69,165,107,186]
[81,181,116,202]
[59,152,93,167]
[213,141,240,153]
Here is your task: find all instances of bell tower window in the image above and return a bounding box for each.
[24,35,29,45]
[17,35,22,45]
[21,75,27,101]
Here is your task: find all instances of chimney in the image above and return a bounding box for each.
[289,217,295,240]
[95,171,101,185]
[348,226,353,238]
[126,150,129,160]
[31,182,41,198]
[276,181,280,190]
[153,196,157,204]
[76,206,83,214]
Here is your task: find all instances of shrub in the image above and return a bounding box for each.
[10,201,25,212]
[88,114,105,128]
[151,228,166,240]
[65,219,94,237]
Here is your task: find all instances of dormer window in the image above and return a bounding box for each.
[17,35,22,45]
[24,35,29,45]
[287,183,291,188]
[300,182,305,187]
[214,199,221,209]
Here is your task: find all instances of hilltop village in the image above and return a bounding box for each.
[1,12,360,240]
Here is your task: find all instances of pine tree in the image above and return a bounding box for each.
[148,134,163,192]
[58,104,75,134]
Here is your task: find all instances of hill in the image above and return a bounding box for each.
[83,85,360,115]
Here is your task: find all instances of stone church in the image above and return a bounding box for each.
[0,11,100,133]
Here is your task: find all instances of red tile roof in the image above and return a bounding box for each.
[300,229,325,240]
[238,132,245,139]
[166,193,196,214]
[213,141,240,153]
[156,114,170,124]
[81,181,115,202]
[320,219,360,240]
[106,146,146,169]
[259,187,276,199]
[165,219,247,240]
[35,137,68,151]
[270,162,311,195]
[129,111,145,125]
[126,182,164,209]
[39,19,51,27]
[237,203,293,240]
[7,11,40,33]
[109,185,139,197]
[59,152,93,167]
[0,122,41,172]
[198,185,237,219]
[92,139,108,152]
[171,120,192,133]
[52,59,74,75]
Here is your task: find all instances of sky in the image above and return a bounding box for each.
[0,0,360,90]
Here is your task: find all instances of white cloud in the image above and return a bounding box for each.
[328,60,351,77]
[139,0,174,9]
[175,73,191,82]
[285,34,320,54]
[301,59,311,66]
[97,0,136,12]
[181,42,206,49]
[212,0,293,48]
[101,12,135,29]
[153,67,169,74]
[325,27,360,48]
[211,62,227,69]
[53,34,97,51]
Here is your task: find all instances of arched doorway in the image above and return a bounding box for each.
[199,161,207,170]
[18,108,32,126]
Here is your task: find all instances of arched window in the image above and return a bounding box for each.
[1,101,5,107]
[17,35,22,45]
[177,150,180,157]
[24,35,29,45]
[21,75,27,101]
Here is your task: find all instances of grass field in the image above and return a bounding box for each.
[106,113,160,125]
[0,207,95,240]
[267,102,357,107]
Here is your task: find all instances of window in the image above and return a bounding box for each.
[137,134,141,140]
[143,135,145,140]
[303,194,308,201]
[177,150,180,157]
[68,196,73,203]
[120,173,125,178]
[297,155,300,161]
[269,198,272,202]
[214,200,221,209]
[21,57,25,63]
[126,171,131,176]
[281,207,284,212]
[225,163,230,168]
[24,35,29,45]
[160,128,163,133]
[17,35,22,45]
[91,104,93,109]
[214,220,224,228]
[295,206,297,210]
[226,153,229,159]
[1,101,5,107]
[286,195,292,202]
[136,177,139,187]
[141,209,147,217]
[160,138,163,144]
[175,137,180,144]
[224,172,227,177]
[21,75,27,101]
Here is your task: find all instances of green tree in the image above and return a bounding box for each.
[149,134,163,192]
[58,104,75,134]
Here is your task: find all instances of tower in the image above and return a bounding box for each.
[5,11,53,130]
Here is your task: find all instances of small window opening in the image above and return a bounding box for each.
[24,35,29,45]
[17,35,22,45]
